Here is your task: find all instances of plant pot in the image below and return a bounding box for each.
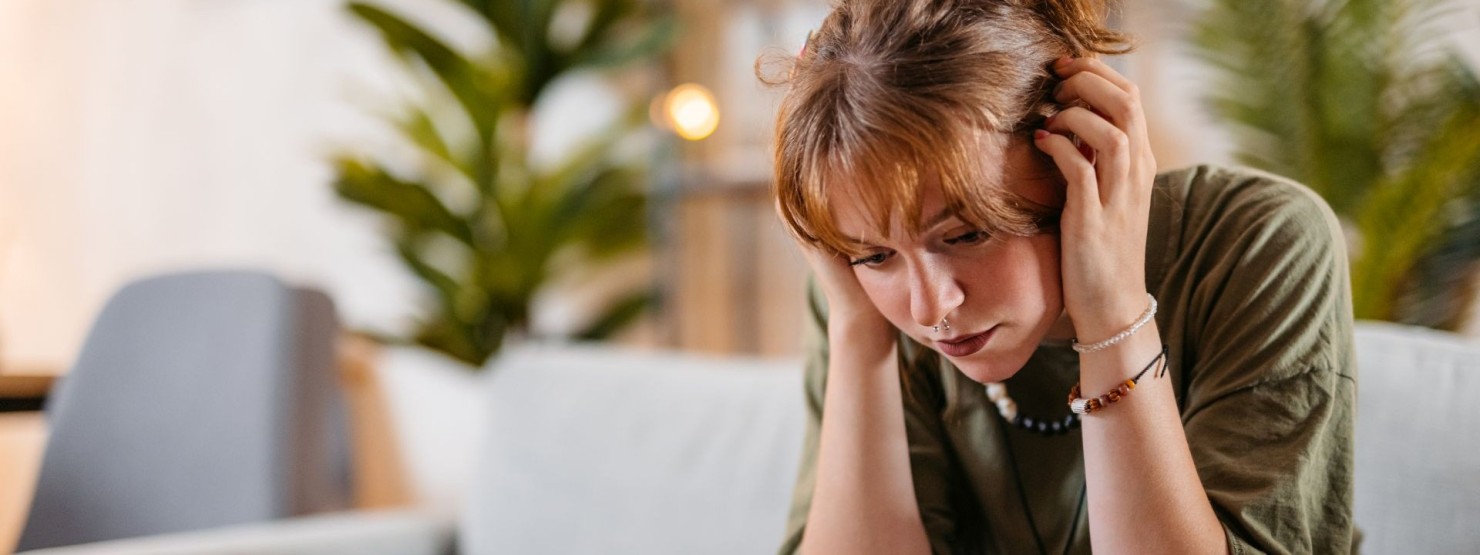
[339,336,489,513]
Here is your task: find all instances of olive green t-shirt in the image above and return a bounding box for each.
[778,165,1358,554]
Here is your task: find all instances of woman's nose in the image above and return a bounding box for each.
[909,259,964,330]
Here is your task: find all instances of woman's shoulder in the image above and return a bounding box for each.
[1151,164,1354,386]
[1156,164,1341,236]
[1151,164,1346,272]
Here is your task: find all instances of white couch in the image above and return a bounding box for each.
[1350,322,1480,554]
[14,510,454,555]
[18,323,1480,554]
[462,345,806,554]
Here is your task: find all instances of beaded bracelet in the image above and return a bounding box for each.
[1067,345,1169,415]
[1071,293,1158,353]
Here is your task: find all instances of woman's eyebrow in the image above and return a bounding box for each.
[921,207,958,229]
[840,207,961,246]
[839,235,876,250]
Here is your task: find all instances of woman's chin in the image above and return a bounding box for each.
[940,349,1030,384]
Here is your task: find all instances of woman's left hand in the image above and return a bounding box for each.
[1032,56,1158,342]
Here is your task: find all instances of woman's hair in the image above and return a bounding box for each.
[765,0,1132,256]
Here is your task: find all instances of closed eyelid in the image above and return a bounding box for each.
[942,229,987,244]
[848,251,891,267]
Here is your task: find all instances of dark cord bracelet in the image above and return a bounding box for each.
[1066,345,1169,415]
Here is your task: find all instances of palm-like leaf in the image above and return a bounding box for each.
[332,157,475,246]
[1349,104,1480,319]
[1397,196,1480,329]
[335,0,672,367]
[1191,0,1480,328]
[444,0,675,103]
[349,2,506,143]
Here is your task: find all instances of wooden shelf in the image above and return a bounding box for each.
[0,375,56,413]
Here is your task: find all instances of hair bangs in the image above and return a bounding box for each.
[775,89,1045,258]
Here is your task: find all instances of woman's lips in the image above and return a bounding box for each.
[936,327,996,357]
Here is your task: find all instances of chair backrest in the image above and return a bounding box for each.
[1352,322,1480,554]
[17,271,350,551]
[462,345,806,555]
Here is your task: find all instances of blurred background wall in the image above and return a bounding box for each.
[2,0,1479,375]
[0,0,421,371]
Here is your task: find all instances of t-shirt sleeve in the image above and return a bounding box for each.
[777,280,970,555]
[1173,174,1358,554]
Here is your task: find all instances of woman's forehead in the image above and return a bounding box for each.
[825,141,1061,243]
[825,179,954,242]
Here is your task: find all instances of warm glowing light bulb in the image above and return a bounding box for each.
[662,83,719,141]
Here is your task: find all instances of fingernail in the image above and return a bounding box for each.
[1034,129,1049,141]
[1045,113,1057,126]
[1055,56,1073,68]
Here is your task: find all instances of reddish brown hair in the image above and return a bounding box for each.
[766,0,1132,256]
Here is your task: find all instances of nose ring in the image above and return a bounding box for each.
[932,318,951,334]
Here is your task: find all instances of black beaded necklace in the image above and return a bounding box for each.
[984,382,1081,436]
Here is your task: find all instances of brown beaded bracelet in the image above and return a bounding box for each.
[1067,345,1169,415]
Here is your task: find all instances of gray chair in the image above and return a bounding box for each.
[16,271,351,551]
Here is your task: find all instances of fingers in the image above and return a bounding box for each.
[1043,107,1124,161]
[1052,71,1141,132]
[1043,107,1130,202]
[1033,129,1099,211]
[1053,61,1154,158]
[798,244,867,292]
[1046,57,1155,205]
[798,243,853,278]
[1053,56,1135,95]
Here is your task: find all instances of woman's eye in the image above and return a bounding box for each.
[945,230,989,245]
[849,252,890,267]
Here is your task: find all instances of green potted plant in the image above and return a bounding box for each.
[1190,0,1480,329]
[331,0,676,509]
[335,0,676,367]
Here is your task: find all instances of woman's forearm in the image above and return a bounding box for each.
[800,320,931,555]
[1077,323,1228,554]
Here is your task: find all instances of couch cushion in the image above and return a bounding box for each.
[1352,322,1480,553]
[463,344,806,555]
[17,509,452,555]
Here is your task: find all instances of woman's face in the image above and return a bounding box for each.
[830,142,1067,384]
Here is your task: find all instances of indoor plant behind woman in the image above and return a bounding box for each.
[766,0,1356,553]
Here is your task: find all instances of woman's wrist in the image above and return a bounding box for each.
[1069,290,1154,345]
[827,312,897,359]
[1077,324,1164,393]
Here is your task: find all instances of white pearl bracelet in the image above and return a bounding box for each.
[1070,293,1158,354]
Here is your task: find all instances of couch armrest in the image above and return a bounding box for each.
[16,509,454,555]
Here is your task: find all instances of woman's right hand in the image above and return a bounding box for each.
[795,242,926,555]
[798,244,896,344]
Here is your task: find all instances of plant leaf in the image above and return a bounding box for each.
[394,238,463,318]
[332,157,476,246]
[1396,196,1480,328]
[570,14,679,70]
[348,2,504,141]
[1192,0,1480,328]
[575,288,657,340]
[1349,104,1480,320]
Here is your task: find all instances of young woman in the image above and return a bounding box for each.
[767,1,1357,553]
